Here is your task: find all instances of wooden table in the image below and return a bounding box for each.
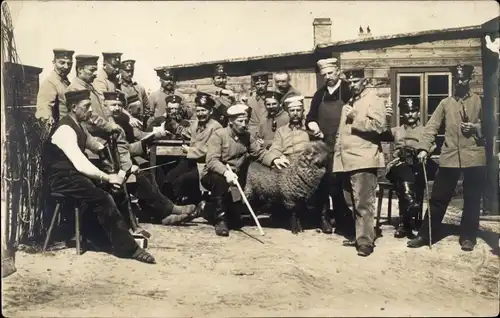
[149,139,189,183]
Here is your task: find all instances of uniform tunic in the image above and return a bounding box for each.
[333,88,386,173]
[247,94,267,135]
[416,93,486,168]
[203,126,265,177]
[119,81,150,118]
[204,84,236,126]
[35,70,71,122]
[255,109,290,149]
[92,70,119,102]
[148,88,191,119]
[261,123,311,167]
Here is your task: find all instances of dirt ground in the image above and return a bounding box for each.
[2,198,499,317]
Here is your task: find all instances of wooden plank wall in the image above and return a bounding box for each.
[176,68,319,113]
[340,37,483,180]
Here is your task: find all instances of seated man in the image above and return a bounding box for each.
[163,92,223,204]
[103,91,201,225]
[147,94,192,138]
[201,103,266,237]
[43,89,155,263]
[260,95,333,234]
[253,90,290,149]
[382,98,436,238]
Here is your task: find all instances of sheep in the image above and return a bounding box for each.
[244,140,330,234]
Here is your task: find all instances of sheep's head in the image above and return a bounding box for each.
[297,141,330,169]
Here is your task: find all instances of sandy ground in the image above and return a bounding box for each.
[2,198,499,317]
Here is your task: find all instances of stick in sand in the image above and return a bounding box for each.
[225,164,265,236]
[422,160,432,250]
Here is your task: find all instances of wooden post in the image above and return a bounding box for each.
[480,32,499,215]
[1,39,16,278]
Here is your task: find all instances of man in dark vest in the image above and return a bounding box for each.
[306,58,353,235]
[43,89,155,264]
[409,64,487,251]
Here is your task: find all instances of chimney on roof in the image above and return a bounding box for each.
[313,18,332,47]
[359,25,372,38]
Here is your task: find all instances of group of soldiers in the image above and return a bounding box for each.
[35,48,487,263]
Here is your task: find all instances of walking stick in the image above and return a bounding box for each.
[109,133,151,239]
[422,160,432,250]
[225,164,265,236]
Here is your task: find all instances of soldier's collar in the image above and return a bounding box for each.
[267,108,284,118]
[288,121,305,130]
[454,92,471,101]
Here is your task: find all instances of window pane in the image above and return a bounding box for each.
[427,75,449,95]
[427,95,448,116]
[399,76,421,96]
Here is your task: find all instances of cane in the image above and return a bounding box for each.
[225,164,265,236]
[422,160,432,250]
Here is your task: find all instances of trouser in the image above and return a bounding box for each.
[133,170,175,220]
[317,154,352,229]
[164,159,202,203]
[417,166,485,243]
[201,171,247,224]
[342,168,378,247]
[387,162,425,224]
[48,171,138,257]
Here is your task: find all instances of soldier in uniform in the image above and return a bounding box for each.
[204,64,237,126]
[334,68,386,257]
[247,71,271,135]
[147,94,192,139]
[273,70,302,104]
[261,95,333,233]
[409,64,487,251]
[35,49,74,129]
[306,58,353,235]
[148,67,193,121]
[162,92,223,204]
[102,91,201,225]
[383,98,436,238]
[44,89,155,264]
[118,59,151,124]
[201,103,266,236]
[93,52,122,98]
[253,90,289,149]
[66,54,130,171]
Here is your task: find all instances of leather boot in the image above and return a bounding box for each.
[213,196,229,237]
[227,202,244,230]
[401,182,417,210]
[319,206,333,234]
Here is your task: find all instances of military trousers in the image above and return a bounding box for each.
[417,166,485,243]
[342,168,378,247]
[48,170,138,257]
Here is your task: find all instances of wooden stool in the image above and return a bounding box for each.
[43,193,83,255]
[375,181,395,229]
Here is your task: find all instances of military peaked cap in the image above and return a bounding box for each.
[126,94,140,105]
[214,64,227,77]
[226,104,249,117]
[344,68,365,82]
[194,92,216,109]
[155,67,175,80]
[399,98,419,112]
[263,90,283,102]
[102,52,122,64]
[103,91,126,105]
[452,64,474,79]
[53,49,75,60]
[65,89,91,105]
[75,55,99,66]
[121,59,136,70]
[251,71,270,83]
[165,94,182,105]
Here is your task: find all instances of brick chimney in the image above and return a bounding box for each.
[313,18,332,47]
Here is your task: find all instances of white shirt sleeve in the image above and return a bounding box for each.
[51,125,108,181]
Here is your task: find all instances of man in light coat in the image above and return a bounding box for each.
[333,69,386,257]
[409,64,487,251]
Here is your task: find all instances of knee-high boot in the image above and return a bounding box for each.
[213,195,229,237]
[394,181,416,238]
[320,204,333,234]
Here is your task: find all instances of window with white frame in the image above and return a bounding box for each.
[396,72,452,155]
